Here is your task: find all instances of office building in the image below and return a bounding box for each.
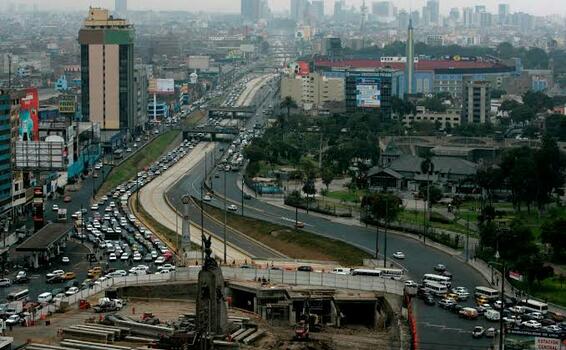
[373,1,396,21]
[405,19,415,95]
[463,7,474,27]
[322,37,342,57]
[426,35,444,46]
[397,10,410,31]
[0,90,11,213]
[290,0,308,22]
[281,72,345,113]
[461,80,491,124]
[498,4,510,24]
[345,71,393,118]
[133,65,149,134]
[241,0,260,21]
[115,0,127,13]
[78,8,134,133]
[334,0,346,20]
[310,1,324,21]
[426,0,440,25]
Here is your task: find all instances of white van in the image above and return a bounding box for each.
[331,267,351,275]
[485,309,500,321]
[37,292,53,303]
[423,281,448,296]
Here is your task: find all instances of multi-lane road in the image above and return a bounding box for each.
[162,84,497,349]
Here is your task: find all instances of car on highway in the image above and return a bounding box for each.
[227,204,238,211]
[108,253,117,261]
[61,256,70,264]
[521,320,542,329]
[203,195,212,201]
[5,314,21,326]
[392,251,405,259]
[472,326,485,338]
[543,325,562,333]
[297,266,313,272]
[155,256,166,264]
[64,196,72,203]
[91,204,99,211]
[46,270,65,278]
[63,272,76,281]
[52,204,59,211]
[485,327,497,338]
[65,287,79,296]
[434,264,446,272]
[157,264,175,271]
[423,294,436,305]
[438,298,457,310]
[0,278,11,287]
[121,253,129,261]
[294,221,305,228]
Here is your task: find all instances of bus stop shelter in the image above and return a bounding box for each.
[16,223,73,269]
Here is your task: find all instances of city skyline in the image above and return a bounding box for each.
[5,0,566,17]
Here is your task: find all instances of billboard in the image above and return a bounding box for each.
[356,77,381,108]
[148,79,175,94]
[59,95,76,114]
[187,55,210,70]
[19,88,39,141]
[15,141,66,171]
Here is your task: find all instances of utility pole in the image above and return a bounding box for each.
[200,184,204,263]
[383,198,388,268]
[241,176,244,216]
[223,168,227,264]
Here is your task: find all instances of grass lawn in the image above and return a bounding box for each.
[326,190,366,203]
[513,277,566,307]
[202,203,371,266]
[97,130,180,197]
[181,110,206,128]
[398,210,471,235]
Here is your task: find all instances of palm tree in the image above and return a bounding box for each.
[279,96,297,128]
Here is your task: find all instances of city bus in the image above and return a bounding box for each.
[474,286,500,301]
[423,273,452,287]
[6,289,29,302]
[380,268,405,280]
[518,299,549,315]
[351,269,382,277]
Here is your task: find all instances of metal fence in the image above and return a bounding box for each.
[28,267,404,321]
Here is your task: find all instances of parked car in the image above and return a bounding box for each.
[297,266,313,272]
[5,314,21,326]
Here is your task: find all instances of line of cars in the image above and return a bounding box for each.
[413,266,565,338]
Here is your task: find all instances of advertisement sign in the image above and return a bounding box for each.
[356,78,381,108]
[15,141,66,171]
[19,88,39,141]
[535,337,561,350]
[148,79,175,94]
[59,95,76,114]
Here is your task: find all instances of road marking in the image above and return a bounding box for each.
[279,217,313,227]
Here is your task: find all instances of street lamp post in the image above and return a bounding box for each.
[492,251,506,350]
[383,198,388,268]
[241,176,244,216]
[223,168,227,264]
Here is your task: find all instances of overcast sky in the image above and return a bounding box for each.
[17,0,566,16]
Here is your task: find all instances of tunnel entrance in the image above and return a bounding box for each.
[336,301,377,328]
[230,288,256,312]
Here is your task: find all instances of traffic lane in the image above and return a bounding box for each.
[214,171,494,348]
[1,240,90,302]
[164,156,283,259]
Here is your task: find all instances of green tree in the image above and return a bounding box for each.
[243,144,265,163]
[523,47,549,69]
[510,104,535,124]
[497,42,515,59]
[541,217,566,263]
[361,192,403,224]
[279,96,297,127]
[534,136,566,209]
[499,99,520,112]
[419,184,443,205]
[321,167,335,190]
[545,114,566,141]
[523,90,553,113]
[422,96,447,112]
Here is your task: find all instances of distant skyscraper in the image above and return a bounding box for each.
[498,4,510,24]
[397,10,410,31]
[290,0,308,22]
[334,0,345,20]
[449,8,460,22]
[461,80,491,124]
[79,8,134,131]
[463,7,474,27]
[427,0,440,25]
[310,0,324,21]
[405,19,415,95]
[115,0,127,13]
[241,0,260,21]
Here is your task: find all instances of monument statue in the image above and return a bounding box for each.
[196,234,228,338]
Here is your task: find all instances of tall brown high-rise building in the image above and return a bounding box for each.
[79,8,134,132]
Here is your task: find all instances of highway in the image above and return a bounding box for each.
[164,85,498,348]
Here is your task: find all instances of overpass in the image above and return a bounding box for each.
[183,125,240,140]
[207,106,256,119]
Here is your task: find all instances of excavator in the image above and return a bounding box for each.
[293,298,322,341]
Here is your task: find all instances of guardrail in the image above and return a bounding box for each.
[28,267,404,322]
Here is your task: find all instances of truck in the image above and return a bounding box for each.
[93,297,124,313]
